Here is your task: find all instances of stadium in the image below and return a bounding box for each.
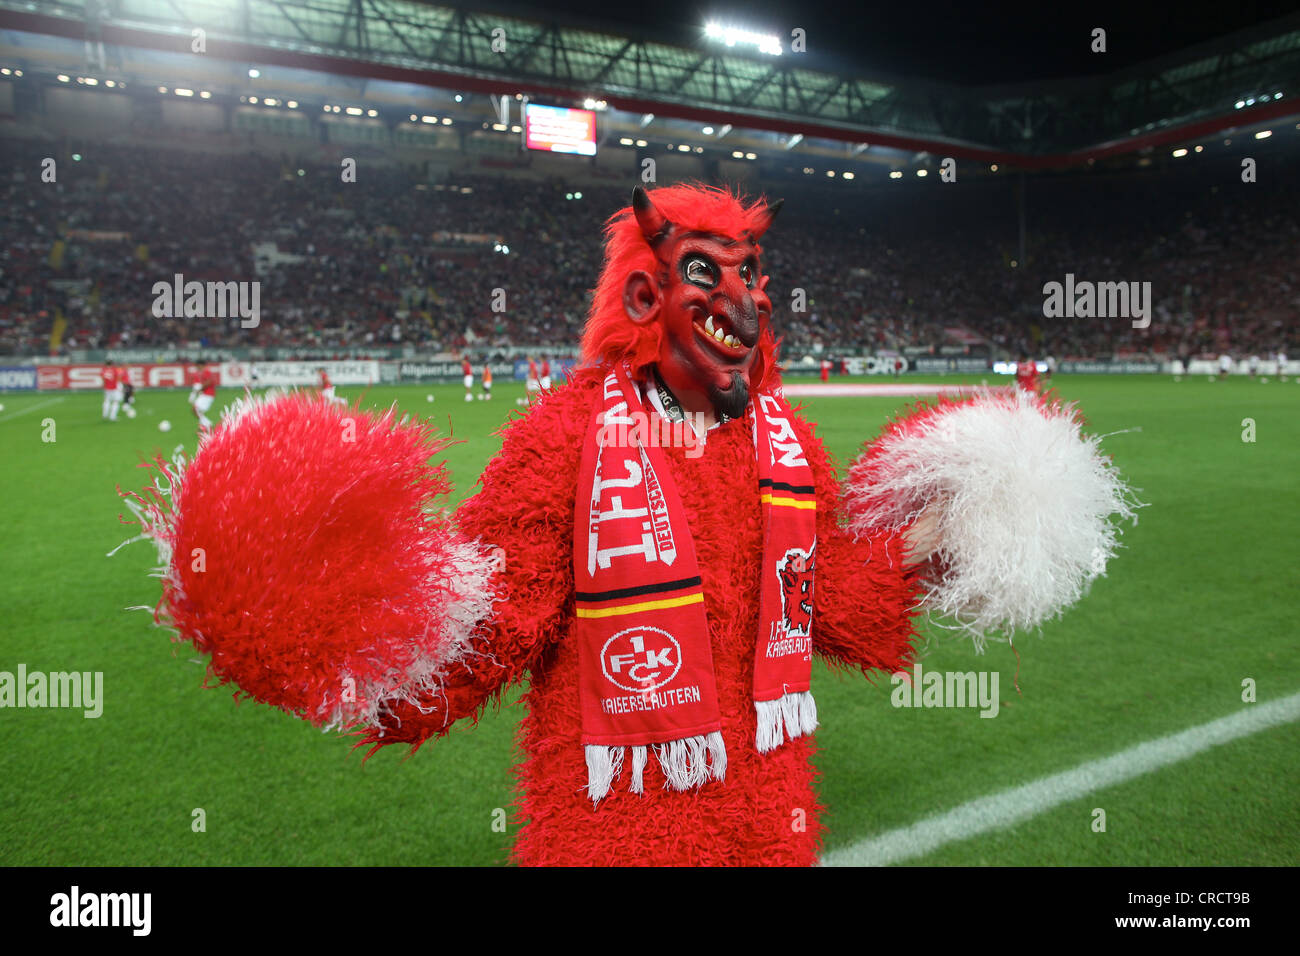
[0,0,1297,891]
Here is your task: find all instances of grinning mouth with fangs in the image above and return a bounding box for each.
[692,308,749,357]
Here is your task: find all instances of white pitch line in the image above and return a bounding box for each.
[0,397,64,423]
[822,691,1300,867]
[783,383,1006,398]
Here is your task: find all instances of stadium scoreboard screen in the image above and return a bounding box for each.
[523,103,597,156]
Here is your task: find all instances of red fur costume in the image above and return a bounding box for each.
[124,184,1135,867]
[363,185,920,865]
[364,365,919,865]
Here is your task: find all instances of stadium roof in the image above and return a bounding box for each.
[2,0,1299,166]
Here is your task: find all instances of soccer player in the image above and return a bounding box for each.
[119,366,137,418]
[101,363,122,421]
[1217,353,1232,380]
[463,356,474,403]
[318,368,346,405]
[820,359,831,383]
[481,363,493,401]
[525,355,541,403]
[1015,354,1040,392]
[189,362,218,433]
[1248,354,1260,379]
[540,356,552,391]
[1277,348,1289,382]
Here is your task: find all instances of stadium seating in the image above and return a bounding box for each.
[1,137,1295,361]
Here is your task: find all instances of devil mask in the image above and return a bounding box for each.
[620,186,782,420]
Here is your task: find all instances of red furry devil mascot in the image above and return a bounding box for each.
[122,184,1135,866]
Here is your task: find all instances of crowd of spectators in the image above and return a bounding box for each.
[1,136,1295,362]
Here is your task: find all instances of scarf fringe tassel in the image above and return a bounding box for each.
[584,689,817,801]
[585,731,727,803]
[755,690,819,754]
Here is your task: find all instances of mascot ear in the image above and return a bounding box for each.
[632,186,674,249]
[748,198,784,240]
[623,269,662,326]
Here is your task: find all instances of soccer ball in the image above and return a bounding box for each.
[159,420,172,433]
[426,394,434,402]
[0,402,5,412]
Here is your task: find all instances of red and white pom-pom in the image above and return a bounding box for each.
[844,389,1139,644]
[119,391,500,730]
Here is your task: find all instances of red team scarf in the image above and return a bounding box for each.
[575,364,818,801]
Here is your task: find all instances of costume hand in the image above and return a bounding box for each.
[902,502,942,566]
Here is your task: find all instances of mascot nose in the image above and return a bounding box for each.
[723,294,760,348]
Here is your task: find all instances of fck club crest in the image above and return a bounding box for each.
[777,544,815,638]
[600,626,682,693]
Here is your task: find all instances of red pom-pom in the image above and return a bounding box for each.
[121,393,499,729]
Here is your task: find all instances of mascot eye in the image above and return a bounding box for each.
[682,256,718,288]
[740,261,757,288]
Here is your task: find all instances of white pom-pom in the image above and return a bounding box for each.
[844,389,1140,645]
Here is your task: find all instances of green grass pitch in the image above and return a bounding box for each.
[1,374,1296,865]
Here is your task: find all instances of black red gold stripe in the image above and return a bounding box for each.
[575,575,705,620]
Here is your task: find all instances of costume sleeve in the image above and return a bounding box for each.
[358,392,584,753]
[791,412,923,677]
